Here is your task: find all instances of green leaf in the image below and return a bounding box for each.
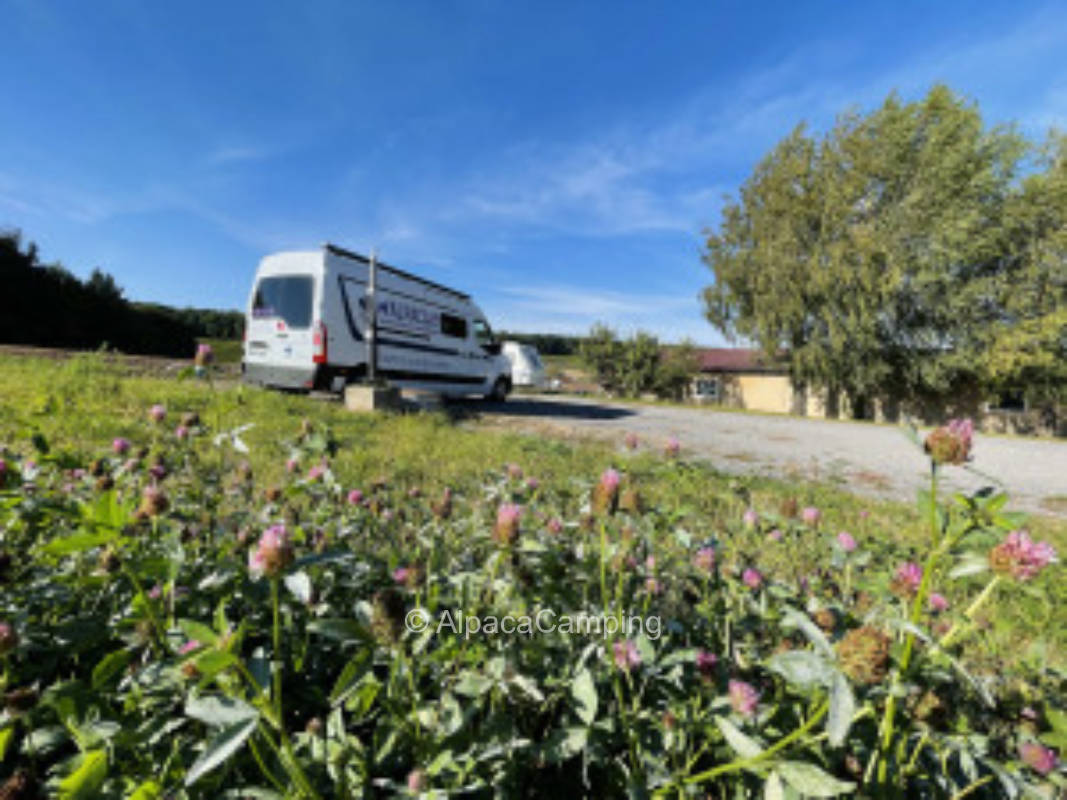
[716,716,762,759]
[0,727,14,761]
[42,530,115,556]
[984,492,1010,514]
[425,749,457,776]
[190,650,238,683]
[307,618,371,644]
[184,717,258,786]
[542,726,589,763]
[570,668,598,725]
[778,760,855,796]
[24,725,69,755]
[1046,708,1067,735]
[91,648,132,690]
[329,651,371,706]
[126,780,162,800]
[764,771,785,800]
[284,570,313,604]
[949,552,990,578]
[996,511,1029,530]
[766,650,832,688]
[658,648,699,668]
[185,695,259,727]
[178,619,221,647]
[781,608,833,658]
[827,672,855,747]
[57,749,108,800]
[342,675,381,718]
[509,672,544,703]
[453,671,493,697]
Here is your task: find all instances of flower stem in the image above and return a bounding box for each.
[938,575,1001,649]
[123,564,165,655]
[682,700,829,786]
[877,462,939,792]
[599,521,608,611]
[271,577,282,721]
[266,577,322,800]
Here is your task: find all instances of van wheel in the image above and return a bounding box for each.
[486,376,511,402]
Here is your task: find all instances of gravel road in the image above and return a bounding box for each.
[476,395,1067,518]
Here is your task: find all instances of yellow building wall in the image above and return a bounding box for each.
[729,374,795,414]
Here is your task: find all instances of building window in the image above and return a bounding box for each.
[441,313,468,339]
[990,390,1026,412]
[694,377,720,400]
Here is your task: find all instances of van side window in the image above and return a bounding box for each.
[441,313,468,339]
[473,319,494,345]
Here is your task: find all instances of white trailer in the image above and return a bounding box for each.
[502,341,546,388]
[242,244,513,399]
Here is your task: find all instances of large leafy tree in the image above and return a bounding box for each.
[700,85,1061,415]
[982,132,1067,406]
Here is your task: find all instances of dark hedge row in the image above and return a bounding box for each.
[0,229,242,357]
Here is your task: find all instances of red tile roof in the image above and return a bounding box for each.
[695,348,786,374]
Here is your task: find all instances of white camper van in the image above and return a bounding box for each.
[242,244,513,400]
[502,341,546,388]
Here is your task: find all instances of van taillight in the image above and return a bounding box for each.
[312,321,328,364]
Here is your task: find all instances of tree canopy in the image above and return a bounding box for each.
[701,85,1067,413]
[579,324,698,399]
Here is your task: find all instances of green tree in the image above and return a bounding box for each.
[980,131,1067,408]
[655,339,700,400]
[580,325,687,398]
[701,85,1036,416]
[618,331,661,397]
[579,323,624,393]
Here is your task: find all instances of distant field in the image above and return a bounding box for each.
[198,337,242,364]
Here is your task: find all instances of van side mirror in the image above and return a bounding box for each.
[483,342,502,356]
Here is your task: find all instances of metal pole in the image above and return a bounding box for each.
[367,248,377,384]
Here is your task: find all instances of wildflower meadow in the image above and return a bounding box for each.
[0,353,1063,798]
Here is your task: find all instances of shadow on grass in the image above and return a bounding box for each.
[447,396,636,422]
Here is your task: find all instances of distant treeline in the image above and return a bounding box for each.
[1,229,243,358]
[496,331,581,355]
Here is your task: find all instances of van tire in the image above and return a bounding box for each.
[486,376,511,402]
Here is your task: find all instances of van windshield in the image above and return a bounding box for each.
[252,276,313,329]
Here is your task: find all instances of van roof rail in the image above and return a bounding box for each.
[323,243,471,301]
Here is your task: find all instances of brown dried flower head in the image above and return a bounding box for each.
[837,625,891,685]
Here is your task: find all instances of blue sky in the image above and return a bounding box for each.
[2,1,1066,344]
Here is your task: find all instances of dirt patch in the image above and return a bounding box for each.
[1041,496,1067,514]
[0,344,240,379]
[722,451,759,463]
[852,470,893,492]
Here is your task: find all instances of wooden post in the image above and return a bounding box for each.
[367,248,378,384]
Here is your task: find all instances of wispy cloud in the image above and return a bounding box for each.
[442,5,1067,243]
[500,284,692,317]
[487,283,724,344]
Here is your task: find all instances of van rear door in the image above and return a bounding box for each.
[246,274,316,377]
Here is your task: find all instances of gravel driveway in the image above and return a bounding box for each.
[475,395,1067,518]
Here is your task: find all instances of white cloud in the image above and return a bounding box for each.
[485,284,726,345]
[443,5,1067,241]
[500,284,692,317]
